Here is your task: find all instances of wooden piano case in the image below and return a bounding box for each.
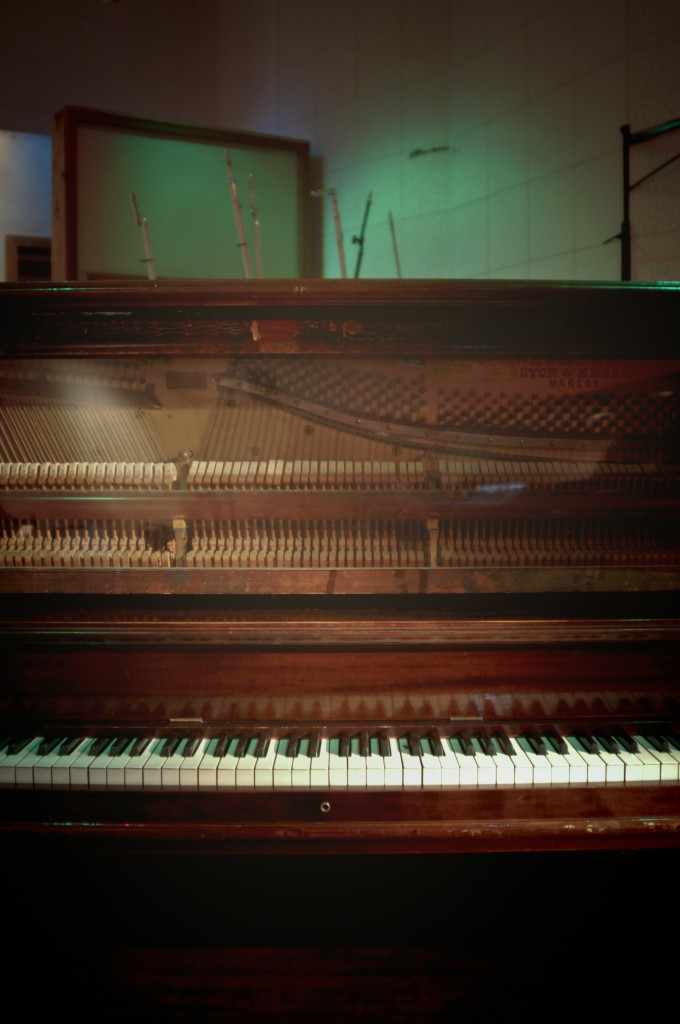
[1,280,678,1020]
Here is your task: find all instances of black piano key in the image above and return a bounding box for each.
[233,733,250,758]
[542,729,568,755]
[452,732,474,757]
[108,735,132,757]
[307,731,321,758]
[592,729,617,754]
[611,728,638,754]
[662,728,680,752]
[254,732,270,758]
[128,735,153,757]
[640,730,669,754]
[429,730,445,757]
[59,735,85,756]
[11,736,34,755]
[521,731,547,756]
[161,735,181,758]
[573,729,598,755]
[407,732,423,757]
[37,736,64,756]
[377,731,391,758]
[358,731,370,758]
[338,732,350,758]
[491,730,513,757]
[473,732,493,757]
[213,734,230,758]
[88,735,112,757]
[182,733,202,758]
[285,732,300,758]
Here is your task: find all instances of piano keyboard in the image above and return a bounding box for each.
[2,727,679,790]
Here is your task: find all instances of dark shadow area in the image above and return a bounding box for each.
[6,846,678,1021]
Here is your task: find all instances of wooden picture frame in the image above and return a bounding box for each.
[52,106,309,281]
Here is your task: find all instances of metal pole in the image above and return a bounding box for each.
[621,124,631,281]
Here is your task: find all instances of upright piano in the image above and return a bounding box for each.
[1,278,678,857]
[3,279,679,1021]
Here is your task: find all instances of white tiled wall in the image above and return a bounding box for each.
[1,0,678,280]
[268,0,629,279]
[627,0,680,279]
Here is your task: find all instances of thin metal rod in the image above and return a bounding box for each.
[630,149,680,191]
[352,191,372,279]
[620,125,631,281]
[225,149,252,279]
[130,193,156,281]
[311,188,347,278]
[388,211,402,278]
[249,174,262,278]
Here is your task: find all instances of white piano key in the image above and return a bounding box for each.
[515,737,551,785]
[2,737,43,786]
[365,736,386,786]
[289,736,314,788]
[31,742,67,788]
[505,737,534,785]
[195,738,221,789]
[383,736,403,788]
[216,737,241,788]
[397,736,422,787]
[626,738,662,781]
[488,739,514,786]
[40,737,91,788]
[105,740,141,790]
[662,738,680,780]
[543,747,570,785]
[635,736,679,781]
[591,740,625,783]
[142,738,171,788]
[420,741,442,787]
[420,733,460,786]
[88,741,117,788]
[347,736,367,787]
[170,736,209,789]
[558,738,588,784]
[328,736,348,787]
[161,738,197,789]
[565,737,607,783]
[615,747,645,782]
[272,736,294,788]
[438,741,461,786]
[236,737,260,789]
[254,736,278,787]
[124,737,157,788]
[69,738,99,787]
[309,737,330,788]
[12,738,64,787]
[448,737,478,786]
[470,736,497,785]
